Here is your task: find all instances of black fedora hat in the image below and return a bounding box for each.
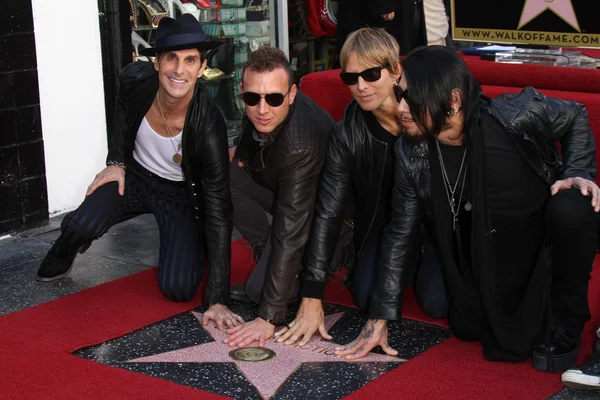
[139,14,222,56]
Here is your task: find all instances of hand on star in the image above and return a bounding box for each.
[202,304,244,330]
[334,319,398,360]
[224,317,276,348]
[274,298,332,346]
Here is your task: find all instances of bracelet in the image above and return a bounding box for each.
[107,160,126,170]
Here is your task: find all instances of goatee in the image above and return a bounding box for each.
[401,127,427,145]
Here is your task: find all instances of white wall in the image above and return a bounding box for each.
[32,0,107,215]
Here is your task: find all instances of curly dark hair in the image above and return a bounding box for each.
[242,46,293,86]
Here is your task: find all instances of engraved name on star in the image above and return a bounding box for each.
[518,0,580,32]
[126,312,404,399]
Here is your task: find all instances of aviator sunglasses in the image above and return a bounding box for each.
[242,85,293,107]
[340,63,389,85]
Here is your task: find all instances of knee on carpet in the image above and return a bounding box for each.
[350,287,370,312]
[417,294,449,320]
[159,282,198,302]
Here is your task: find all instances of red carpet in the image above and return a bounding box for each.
[0,239,597,399]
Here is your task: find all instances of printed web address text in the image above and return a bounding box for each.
[455,28,600,47]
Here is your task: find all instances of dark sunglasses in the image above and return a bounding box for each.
[242,86,293,107]
[340,63,389,85]
[393,76,409,104]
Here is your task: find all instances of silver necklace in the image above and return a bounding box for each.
[436,140,471,231]
[156,91,183,164]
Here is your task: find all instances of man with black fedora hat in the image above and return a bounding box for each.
[36,14,242,329]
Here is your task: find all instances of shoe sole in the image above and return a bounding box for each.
[36,242,92,282]
[532,342,580,373]
[562,370,600,390]
[229,292,253,302]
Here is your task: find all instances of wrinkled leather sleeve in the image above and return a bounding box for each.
[189,94,233,305]
[537,94,597,182]
[369,139,424,320]
[106,62,156,168]
[301,124,352,299]
[105,89,128,167]
[258,149,324,323]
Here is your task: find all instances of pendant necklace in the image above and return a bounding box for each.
[436,140,471,230]
[156,91,183,164]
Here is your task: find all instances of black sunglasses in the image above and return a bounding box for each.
[393,76,409,104]
[242,86,293,107]
[340,63,389,86]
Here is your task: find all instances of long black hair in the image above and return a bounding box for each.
[401,46,482,142]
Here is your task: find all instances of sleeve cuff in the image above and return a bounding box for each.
[368,302,402,321]
[299,280,327,300]
[257,303,288,326]
[204,290,229,306]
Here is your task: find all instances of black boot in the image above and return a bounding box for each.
[533,326,580,372]
[229,283,253,302]
[36,235,91,282]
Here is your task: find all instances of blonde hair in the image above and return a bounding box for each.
[340,28,400,75]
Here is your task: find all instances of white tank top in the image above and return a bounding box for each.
[133,117,185,181]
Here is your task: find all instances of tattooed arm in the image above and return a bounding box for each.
[333,319,398,360]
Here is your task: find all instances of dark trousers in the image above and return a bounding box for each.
[231,160,449,316]
[230,161,275,303]
[449,189,599,342]
[547,189,599,337]
[61,160,203,302]
[350,215,449,319]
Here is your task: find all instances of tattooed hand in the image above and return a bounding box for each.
[334,319,398,360]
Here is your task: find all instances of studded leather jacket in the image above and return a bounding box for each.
[370,87,597,320]
[235,92,335,324]
[106,61,232,305]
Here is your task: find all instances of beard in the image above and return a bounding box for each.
[401,126,428,145]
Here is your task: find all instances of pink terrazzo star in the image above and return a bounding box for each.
[518,0,580,31]
[127,312,404,399]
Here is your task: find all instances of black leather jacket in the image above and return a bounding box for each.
[370,87,597,320]
[235,92,334,323]
[301,101,394,297]
[106,61,232,305]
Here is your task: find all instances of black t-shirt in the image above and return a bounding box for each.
[362,109,399,223]
[436,140,471,273]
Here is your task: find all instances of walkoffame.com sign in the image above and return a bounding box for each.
[451,0,599,48]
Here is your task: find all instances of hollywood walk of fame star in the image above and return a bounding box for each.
[518,0,580,31]
[127,312,404,399]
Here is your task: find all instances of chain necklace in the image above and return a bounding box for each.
[435,140,471,231]
[156,91,183,164]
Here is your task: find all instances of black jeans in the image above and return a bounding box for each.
[231,160,449,316]
[547,189,599,337]
[351,214,449,319]
[61,160,203,302]
[449,188,599,341]
[229,161,275,303]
